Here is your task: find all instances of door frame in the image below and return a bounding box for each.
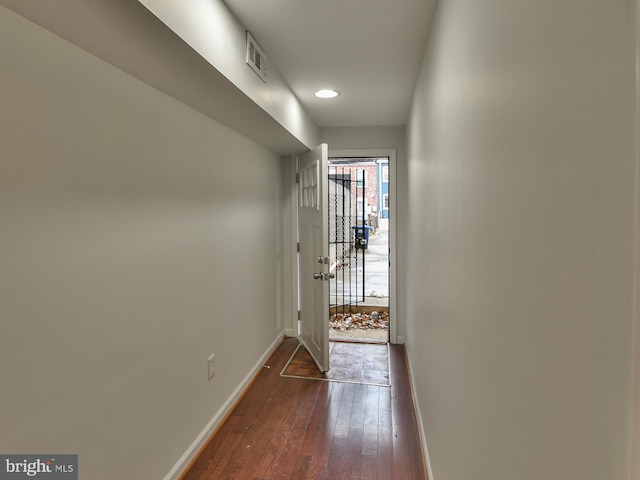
[284,155,299,339]
[285,148,398,344]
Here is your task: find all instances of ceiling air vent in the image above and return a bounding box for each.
[246,31,267,82]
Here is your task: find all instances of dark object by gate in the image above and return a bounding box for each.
[352,225,372,249]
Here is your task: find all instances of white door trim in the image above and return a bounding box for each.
[284,155,299,338]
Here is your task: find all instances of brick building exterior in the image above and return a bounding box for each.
[329,162,379,223]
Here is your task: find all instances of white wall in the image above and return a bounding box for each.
[406,1,637,480]
[0,7,285,479]
[631,0,640,477]
[0,0,317,156]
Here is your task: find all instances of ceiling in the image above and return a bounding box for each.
[223,0,438,128]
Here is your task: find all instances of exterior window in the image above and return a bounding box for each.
[356,170,364,187]
[382,165,389,183]
[383,194,389,210]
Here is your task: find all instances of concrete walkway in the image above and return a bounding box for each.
[363,218,389,302]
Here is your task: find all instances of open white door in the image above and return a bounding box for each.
[298,144,330,372]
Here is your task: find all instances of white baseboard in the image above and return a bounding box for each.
[403,341,434,480]
[163,331,285,480]
[395,335,406,344]
[283,328,295,337]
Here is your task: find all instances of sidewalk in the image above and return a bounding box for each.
[363,218,389,303]
[329,218,389,309]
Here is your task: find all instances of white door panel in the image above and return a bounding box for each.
[298,144,329,372]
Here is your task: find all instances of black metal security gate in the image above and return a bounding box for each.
[328,163,368,314]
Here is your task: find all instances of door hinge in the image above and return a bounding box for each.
[297,242,300,253]
[296,173,300,184]
[297,310,301,320]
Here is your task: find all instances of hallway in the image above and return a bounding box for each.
[183,338,425,479]
[1,1,638,479]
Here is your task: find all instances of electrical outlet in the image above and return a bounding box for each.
[208,353,215,380]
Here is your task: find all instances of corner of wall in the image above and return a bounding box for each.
[402,341,434,480]
[280,155,299,338]
[163,332,285,480]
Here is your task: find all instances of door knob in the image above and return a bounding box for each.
[313,273,323,279]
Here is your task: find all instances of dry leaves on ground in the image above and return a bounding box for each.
[329,311,389,331]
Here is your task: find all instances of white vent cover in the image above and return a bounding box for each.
[246,32,267,82]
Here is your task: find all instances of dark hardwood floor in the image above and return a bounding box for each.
[182,337,426,480]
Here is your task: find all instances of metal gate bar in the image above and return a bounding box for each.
[328,164,367,314]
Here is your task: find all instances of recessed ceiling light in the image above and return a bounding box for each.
[315,89,340,99]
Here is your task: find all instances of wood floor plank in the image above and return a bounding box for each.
[376,386,394,480]
[217,424,268,479]
[346,383,367,478]
[247,430,288,478]
[299,381,333,456]
[232,339,297,418]
[239,428,278,478]
[289,454,312,479]
[292,380,323,432]
[390,343,426,480]
[261,427,305,478]
[181,337,426,480]
[360,385,380,480]
[326,383,358,478]
[306,382,345,479]
[256,381,319,479]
